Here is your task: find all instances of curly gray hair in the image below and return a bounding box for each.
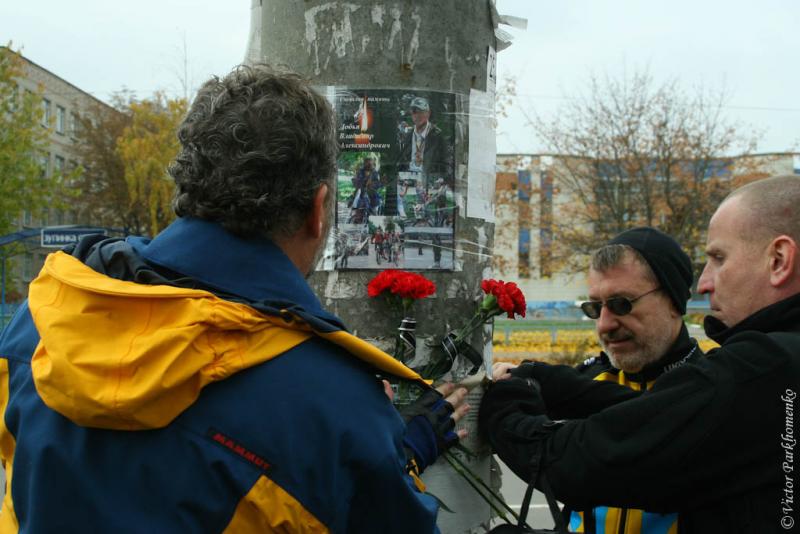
[170,64,338,240]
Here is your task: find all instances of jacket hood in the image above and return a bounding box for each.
[28,252,424,430]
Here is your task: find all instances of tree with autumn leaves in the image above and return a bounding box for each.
[70,94,134,232]
[118,94,186,236]
[510,68,759,276]
[73,92,187,237]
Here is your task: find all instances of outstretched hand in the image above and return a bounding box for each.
[434,382,470,440]
[492,362,518,381]
[383,380,470,440]
[393,381,471,473]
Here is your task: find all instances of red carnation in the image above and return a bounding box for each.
[367,270,396,297]
[368,269,436,303]
[367,270,437,369]
[440,278,528,371]
[392,272,436,300]
[480,279,527,319]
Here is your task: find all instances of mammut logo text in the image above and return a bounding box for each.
[207,428,271,473]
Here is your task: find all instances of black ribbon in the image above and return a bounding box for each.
[399,317,417,350]
[440,332,483,376]
[396,317,417,364]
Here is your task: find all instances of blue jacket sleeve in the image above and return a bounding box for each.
[341,377,441,534]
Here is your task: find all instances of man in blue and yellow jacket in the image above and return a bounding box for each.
[0,64,467,533]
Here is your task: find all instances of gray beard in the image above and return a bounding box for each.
[603,327,675,374]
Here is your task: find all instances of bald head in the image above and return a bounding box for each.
[725,175,800,246]
[699,175,800,327]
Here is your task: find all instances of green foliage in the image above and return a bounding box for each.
[0,46,59,236]
[337,174,355,203]
[339,151,380,173]
[0,45,70,297]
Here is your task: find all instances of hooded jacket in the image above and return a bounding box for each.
[0,218,437,533]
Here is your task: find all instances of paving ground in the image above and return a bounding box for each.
[493,456,567,530]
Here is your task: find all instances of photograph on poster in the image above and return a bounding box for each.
[336,152,387,225]
[332,88,455,271]
[334,216,405,270]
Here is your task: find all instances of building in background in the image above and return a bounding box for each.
[494,152,800,316]
[1,47,117,308]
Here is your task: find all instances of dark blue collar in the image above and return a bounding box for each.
[127,218,334,322]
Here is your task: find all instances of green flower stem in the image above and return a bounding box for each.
[443,450,519,524]
[445,450,520,521]
[446,450,516,517]
[452,307,500,346]
[452,312,486,346]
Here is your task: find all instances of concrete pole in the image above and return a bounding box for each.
[247,2,503,531]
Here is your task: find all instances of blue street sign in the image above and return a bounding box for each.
[40,227,106,248]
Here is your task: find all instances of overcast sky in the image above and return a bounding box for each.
[2,0,797,154]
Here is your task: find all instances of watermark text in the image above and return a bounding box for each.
[781,388,796,530]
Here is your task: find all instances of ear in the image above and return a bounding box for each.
[307,183,329,239]
[768,235,798,287]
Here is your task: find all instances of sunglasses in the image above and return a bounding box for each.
[580,287,661,319]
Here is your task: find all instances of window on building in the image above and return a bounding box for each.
[54,155,65,176]
[517,169,533,279]
[41,98,51,127]
[39,153,50,179]
[65,160,80,186]
[56,105,66,134]
[539,171,554,278]
[70,112,79,137]
[9,84,19,112]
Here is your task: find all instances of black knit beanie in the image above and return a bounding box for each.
[607,227,693,315]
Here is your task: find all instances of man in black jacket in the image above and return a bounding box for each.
[481,175,800,533]
[496,227,703,533]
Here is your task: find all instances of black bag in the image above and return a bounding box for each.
[487,467,574,533]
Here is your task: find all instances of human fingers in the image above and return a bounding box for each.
[435,382,456,398]
[382,379,394,401]
[492,362,518,381]
[443,386,468,411]
[450,399,470,424]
